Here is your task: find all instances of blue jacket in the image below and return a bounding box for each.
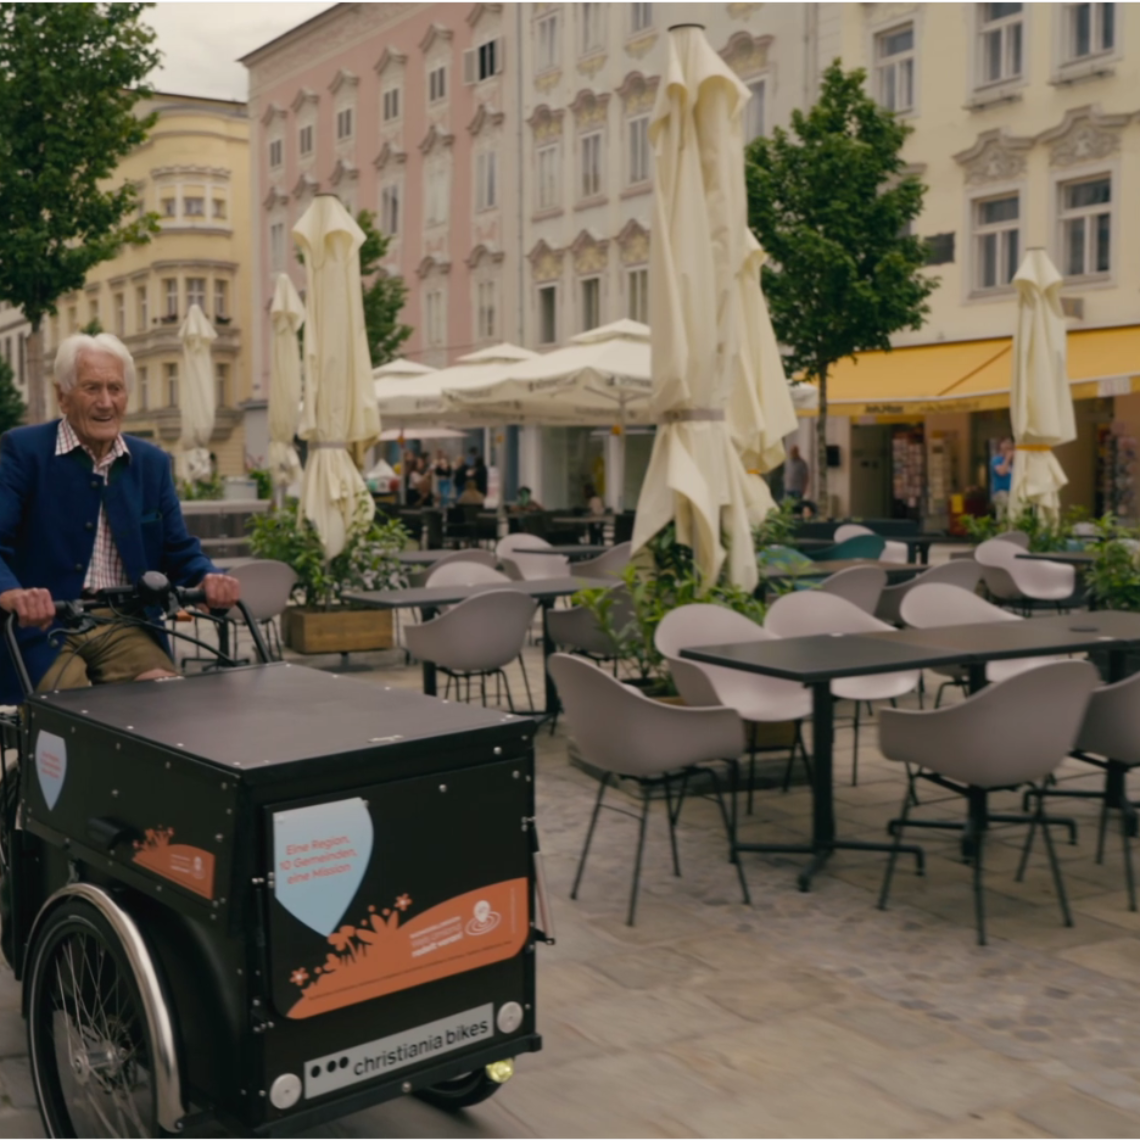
[0,421,216,702]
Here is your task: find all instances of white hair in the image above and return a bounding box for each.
[54,333,135,394]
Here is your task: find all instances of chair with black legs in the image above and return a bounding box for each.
[877,661,1099,945]
[549,653,747,924]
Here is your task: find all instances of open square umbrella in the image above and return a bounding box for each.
[293,194,381,558]
[1008,249,1075,521]
[177,303,217,483]
[268,272,304,493]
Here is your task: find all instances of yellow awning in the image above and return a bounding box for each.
[808,325,1140,417]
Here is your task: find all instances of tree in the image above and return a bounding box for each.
[745,61,937,515]
[356,209,412,367]
[0,357,26,434]
[0,3,162,424]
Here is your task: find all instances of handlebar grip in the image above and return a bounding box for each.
[176,587,208,606]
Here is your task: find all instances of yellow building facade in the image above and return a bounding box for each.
[44,93,254,477]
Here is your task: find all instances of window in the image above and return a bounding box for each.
[299,124,314,156]
[137,365,149,412]
[973,193,1020,290]
[475,151,498,211]
[425,290,444,347]
[978,3,1023,85]
[477,38,500,81]
[382,86,401,122]
[164,278,178,317]
[162,198,176,218]
[537,12,559,70]
[213,198,226,220]
[1064,2,1115,60]
[628,268,648,323]
[427,170,449,226]
[428,64,447,104]
[538,284,558,344]
[380,183,401,235]
[187,277,206,312]
[581,3,603,53]
[165,362,178,407]
[537,143,560,210]
[214,279,228,319]
[216,362,229,408]
[270,222,285,272]
[580,131,602,199]
[336,107,353,140]
[581,278,601,331]
[88,297,100,326]
[744,80,766,143]
[628,115,650,184]
[476,280,497,340]
[876,23,915,112]
[136,285,148,330]
[68,306,78,333]
[1059,176,1111,277]
[113,293,125,337]
[184,197,205,217]
[630,2,652,33]
[269,138,283,167]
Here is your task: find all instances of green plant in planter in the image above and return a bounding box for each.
[962,504,1085,552]
[1085,518,1140,612]
[178,473,225,501]
[247,468,273,501]
[574,524,766,693]
[752,498,801,551]
[247,499,408,610]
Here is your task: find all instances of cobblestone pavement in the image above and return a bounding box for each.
[2,604,1139,1137]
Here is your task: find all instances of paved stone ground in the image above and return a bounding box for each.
[3,591,1139,1137]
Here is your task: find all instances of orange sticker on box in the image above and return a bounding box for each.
[286,878,528,1019]
[132,827,216,900]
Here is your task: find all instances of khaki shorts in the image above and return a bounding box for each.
[36,609,175,693]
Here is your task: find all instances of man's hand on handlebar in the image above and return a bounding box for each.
[200,573,241,611]
[0,588,56,630]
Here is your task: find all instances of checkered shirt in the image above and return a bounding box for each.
[56,418,130,591]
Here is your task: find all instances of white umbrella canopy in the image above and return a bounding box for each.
[268,273,304,491]
[176,303,217,483]
[631,24,769,590]
[293,194,381,558]
[444,319,654,426]
[378,426,465,441]
[1007,249,1075,521]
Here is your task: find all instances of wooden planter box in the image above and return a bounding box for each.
[282,607,394,654]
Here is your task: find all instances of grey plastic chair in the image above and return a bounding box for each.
[1027,670,1140,911]
[834,523,908,564]
[655,604,813,806]
[574,541,634,580]
[426,561,511,588]
[975,538,1030,609]
[993,530,1031,549]
[496,533,570,580]
[409,549,496,588]
[217,559,297,663]
[546,586,634,663]
[900,582,1070,703]
[875,559,983,626]
[549,653,746,924]
[818,565,888,614]
[404,588,536,711]
[877,660,1099,945]
[979,538,1076,608]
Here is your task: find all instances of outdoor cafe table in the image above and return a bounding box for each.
[343,576,601,716]
[395,545,608,566]
[758,559,920,600]
[791,536,947,565]
[1015,550,1098,566]
[681,610,1140,892]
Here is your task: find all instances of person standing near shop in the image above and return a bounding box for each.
[991,436,1014,512]
[472,453,489,497]
[433,450,453,507]
[784,445,810,503]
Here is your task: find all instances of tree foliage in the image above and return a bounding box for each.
[357,209,412,367]
[0,357,26,434]
[745,61,937,512]
[0,3,161,420]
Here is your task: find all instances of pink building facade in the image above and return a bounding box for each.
[242,2,520,406]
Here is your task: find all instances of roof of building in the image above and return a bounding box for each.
[238,2,346,67]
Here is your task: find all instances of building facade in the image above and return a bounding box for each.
[0,303,30,400]
[43,93,254,476]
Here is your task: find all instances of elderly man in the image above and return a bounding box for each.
[0,333,240,702]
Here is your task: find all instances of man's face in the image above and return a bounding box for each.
[57,351,128,450]
[790,446,801,460]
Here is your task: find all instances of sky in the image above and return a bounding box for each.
[142,1,336,102]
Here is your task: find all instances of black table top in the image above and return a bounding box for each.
[682,610,1140,684]
[760,559,919,581]
[395,545,607,565]
[1015,550,1097,565]
[345,576,599,610]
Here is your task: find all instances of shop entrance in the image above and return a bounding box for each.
[849,424,892,519]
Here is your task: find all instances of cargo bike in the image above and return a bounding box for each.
[0,572,550,1137]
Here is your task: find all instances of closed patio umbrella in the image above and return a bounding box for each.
[1007,249,1075,521]
[293,194,380,558]
[176,303,217,483]
[268,273,304,495]
[631,24,770,590]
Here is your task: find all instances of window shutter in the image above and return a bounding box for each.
[463,48,477,85]
[494,36,505,75]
